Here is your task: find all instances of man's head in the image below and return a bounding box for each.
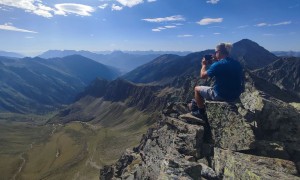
[215,43,232,60]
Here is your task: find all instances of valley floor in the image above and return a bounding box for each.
[0,113,149,180]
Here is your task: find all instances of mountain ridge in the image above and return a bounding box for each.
[0,55,120,113]
[253,57,300,99]
[0,50,24,58]
[122,39,278,85]
[39,50,163,73]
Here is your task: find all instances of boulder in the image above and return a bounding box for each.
[206,101,255,151]
[213,148,299,179]
[240,82,300,168]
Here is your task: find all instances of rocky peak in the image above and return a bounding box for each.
[231,39,278,70]
[100,72,300,180]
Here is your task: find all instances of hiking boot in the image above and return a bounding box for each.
[191,109,206,120]
[188,99,199,112]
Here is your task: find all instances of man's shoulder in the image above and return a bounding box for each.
[225,57,242,66]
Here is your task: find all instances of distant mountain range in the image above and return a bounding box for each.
[0,51,24,58]
[38,50,191,73]
[0,55,120,113]
[272,51,300,57]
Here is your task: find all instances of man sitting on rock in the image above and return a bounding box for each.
[191,43,244,118]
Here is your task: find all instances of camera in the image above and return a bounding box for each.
[204,54,213,64]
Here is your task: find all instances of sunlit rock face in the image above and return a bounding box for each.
[100,98,300,179]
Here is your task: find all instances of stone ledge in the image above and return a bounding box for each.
[205,101,255,151]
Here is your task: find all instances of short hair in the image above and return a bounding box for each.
[216,43,232,56]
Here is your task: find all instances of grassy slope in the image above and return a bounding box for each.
[0,107,150,179]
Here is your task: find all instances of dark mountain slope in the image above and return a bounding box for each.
[253,57,300,99]
[0,55,120,113]
[122,50,214,84]
[44,55,120,83]
[231,39,278,70]
[49,78,168,124]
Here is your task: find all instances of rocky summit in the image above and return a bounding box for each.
[100,72,300,179]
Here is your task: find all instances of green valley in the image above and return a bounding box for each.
[0,110,150,180]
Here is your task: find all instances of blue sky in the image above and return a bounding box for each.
[0,0,299,56]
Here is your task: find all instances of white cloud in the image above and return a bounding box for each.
[0,23,37,33]
[54,3,95,16]
[148,0,156,2]
[255,21,291,27]
[116,0,144,7]
[255,23,268,27]
[152,28,161,32]
[0,0,36,11]
[177,34,193,38]
[0,0,53,18]
[152,25,176,32]
[152,27,166,32]
[206,0,220,4]
[0,1,97,17]
[197,18,223,25]
[34,3,53,18]
[142,15,185,23]
[164,25,176,29]
[99,3,108,9]
[214,32,221,35]
[157,27,166,30]
[111,4,123,10]
[273,21,291,26]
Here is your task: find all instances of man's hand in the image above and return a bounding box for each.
[201,57,207,66]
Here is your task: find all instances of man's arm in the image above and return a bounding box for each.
[200,58,208,79]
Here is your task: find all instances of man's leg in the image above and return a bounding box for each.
[194,86,205,109]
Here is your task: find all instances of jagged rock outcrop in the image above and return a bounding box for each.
[100,100,300,179]
[100,72,300,179]
[100,103,218,179]
[239,72,300,173]
[253,57,300,99]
